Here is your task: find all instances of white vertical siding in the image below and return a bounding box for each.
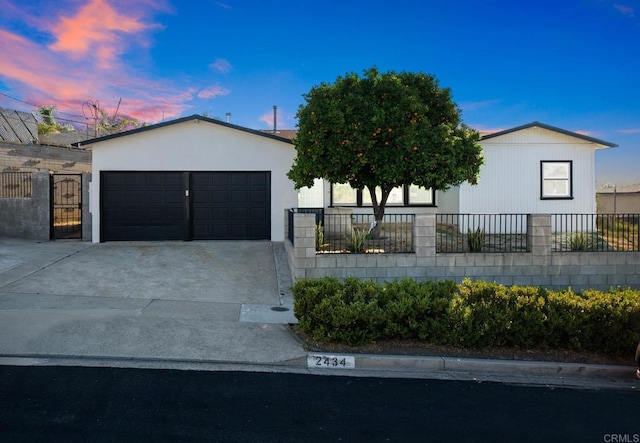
[459,127,598,215]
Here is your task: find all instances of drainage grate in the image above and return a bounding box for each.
[271,306,289,312]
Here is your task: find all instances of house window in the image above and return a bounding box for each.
[541,161,573,199]
[332,183,357,205]
[297,178,324,208]
[408,185,434,205]
[330,183,435,207]
[362,186,404,206]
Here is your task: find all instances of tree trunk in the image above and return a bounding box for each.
[366,185,391,239]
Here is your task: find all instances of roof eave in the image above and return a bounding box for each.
[77,114,294,147]
[480,121,617,148]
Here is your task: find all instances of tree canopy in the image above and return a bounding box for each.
[36,105,74,135]
[287,67,484,228]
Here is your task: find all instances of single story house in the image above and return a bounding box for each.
[80,117,616,242]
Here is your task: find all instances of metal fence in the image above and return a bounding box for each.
[436,214,529,253]
[0,172,32,198]
[552,213,639,252]
[288,209,295,245]
[317,213,414,254]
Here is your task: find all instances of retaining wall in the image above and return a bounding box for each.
[285,212,640,291]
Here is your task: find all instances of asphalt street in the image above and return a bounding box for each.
[1,365,637,442]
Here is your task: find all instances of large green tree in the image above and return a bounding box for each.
[287,67,484,236]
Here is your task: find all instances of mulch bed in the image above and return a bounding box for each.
[289,326,636,367]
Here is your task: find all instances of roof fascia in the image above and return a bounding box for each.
[78,114,294,147]
[480,121,617,148]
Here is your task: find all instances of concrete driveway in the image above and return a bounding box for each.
[0,238,303,365]
[1,240,281,304]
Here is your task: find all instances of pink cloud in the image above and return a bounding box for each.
[472,124,506,135]
[574,129,602,138]
[614,4,635,17]
[210,58,232,73]
[109,96,191,122]
[0,30,94,99]
[47,0,159,69]
[197,86,231,99]
[617,128,640,134]
[459,100,501,112]
[258,107,295,129]
[0,0,216,124]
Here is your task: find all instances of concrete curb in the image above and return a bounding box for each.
[346,354,635,380]
[1,352,637,390]
[289,353,640,390]
[2,351,634,379]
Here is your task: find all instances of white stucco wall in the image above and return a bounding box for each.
[88,118,297,242]
[459,126,605,215]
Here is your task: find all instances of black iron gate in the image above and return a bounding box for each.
[50,174,82,240]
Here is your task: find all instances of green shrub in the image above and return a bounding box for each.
[292,277,640,357]
[346,227,368,253]
[566,232,597,251]
[293,277,344,332]
[379,279,457,341]
[315,222,326,249]
[467,228,485,252]
[449,281,550,348]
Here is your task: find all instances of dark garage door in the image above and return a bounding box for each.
[101,172,184,241]
[100,171,270,242]
[191,172,270,240]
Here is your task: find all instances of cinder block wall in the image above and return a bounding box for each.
[286,212,640,291]
[0,171,50,240]
[0,141,91,174]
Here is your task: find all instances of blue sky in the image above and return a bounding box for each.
[0,0,638,185]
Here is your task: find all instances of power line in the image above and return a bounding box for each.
[0,110,90,127]
[0,90,87,120]
[0,90,39,108]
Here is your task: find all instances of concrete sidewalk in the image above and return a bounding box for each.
[0,237,637,390]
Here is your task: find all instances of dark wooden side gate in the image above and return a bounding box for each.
[50,174,82,240]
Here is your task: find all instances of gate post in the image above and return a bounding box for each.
[82,173,92,241]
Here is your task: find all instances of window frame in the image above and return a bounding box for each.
[330,182,358,206]
[330,183,436,207]
[540,160,573,200]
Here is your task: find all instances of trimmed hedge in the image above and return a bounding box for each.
[292,278,640,357]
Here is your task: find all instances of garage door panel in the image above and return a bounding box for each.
[165,190,183,200]
[230,208,248,220]
[213,208,230,220]
[231,190,248,201]
[191,171,270,240]
[101,172,184,242]
[251,191,268,202]
[212,190,229,202]
[251,208,268,219]
[230,174,247,186]
[250,174,268,186]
